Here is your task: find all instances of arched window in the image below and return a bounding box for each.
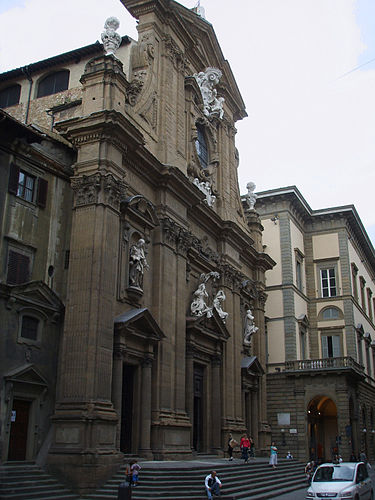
[37,70,69,98]
[0,84,21,108]
[195,123,208,169]
[322,307,341,320]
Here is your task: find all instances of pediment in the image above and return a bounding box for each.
[5,281,64,313]
[186,308,230,342]
[121,195,159,230]
[114,307,165,342]
[241,356,264,376]
[5,364,48,387]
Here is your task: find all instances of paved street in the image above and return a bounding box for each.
[273,487,307,499]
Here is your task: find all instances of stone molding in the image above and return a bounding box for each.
[71,172,127,210]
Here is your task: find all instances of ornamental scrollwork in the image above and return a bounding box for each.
[72,173,127,209]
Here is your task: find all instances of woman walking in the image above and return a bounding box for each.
[227,433,238,461]
[240,433,250,464]
[269,442,278,469]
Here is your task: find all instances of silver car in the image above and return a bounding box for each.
[306,462,373,499]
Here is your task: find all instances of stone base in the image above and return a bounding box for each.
[47,450,124,495]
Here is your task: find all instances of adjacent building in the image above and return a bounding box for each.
[255,186,375,463]
[0,0,274,493]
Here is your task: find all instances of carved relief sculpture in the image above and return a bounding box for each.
[129,238,149,290]
[190,283,210,317]
[193,67,225,119]
[243,308,259,346]
[190,272,228,323]
[210,289,228,323]
[101,17,121,56]
[193,178,216,207]
[245,182,257,210]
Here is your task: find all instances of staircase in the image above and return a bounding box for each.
[86,458,307,500]
[0,462,80,500]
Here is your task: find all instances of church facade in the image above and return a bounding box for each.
[0,0,273,492]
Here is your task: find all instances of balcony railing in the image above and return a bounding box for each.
[285,356,364,375]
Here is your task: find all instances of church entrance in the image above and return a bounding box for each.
[120,364,136,453]
[308,396,338,461]
[193,365,204,452]
[8,399,31,461]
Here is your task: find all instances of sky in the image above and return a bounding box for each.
[1,0,375,244]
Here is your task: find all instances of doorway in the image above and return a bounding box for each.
[308,396,338,461]
[120,364,135,453]
[193,365,204,452]
[8,399,31,461]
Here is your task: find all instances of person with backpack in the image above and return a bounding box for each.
[227,433,238,461]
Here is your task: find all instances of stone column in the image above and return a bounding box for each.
[112,348,124,449]
[251,390,259,441]
[139,357,153,458]
[185,348,194,450]
[211,356,222,454]
[47,55,134,494]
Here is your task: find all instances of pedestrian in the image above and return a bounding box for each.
[204,470,222,499]
[269,441,278,469]
[227,433,238,461]
[240,433,250,464]
[359,450,367,464]
[305,460,315,484]
[349,451,357,462]
[249,436,255,458]
[130,459,141,486]
[125,460,133,485]
[286,451,293,459]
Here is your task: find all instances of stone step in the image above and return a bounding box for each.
[0,463,79,500]
[86,460,306,500]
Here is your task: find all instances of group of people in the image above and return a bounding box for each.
[227,433,256,463]
[124,459,141,486]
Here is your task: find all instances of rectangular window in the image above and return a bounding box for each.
[357,334,363,365]
[296,261,302,291]
[7,250,30,285]
[360,277,366,312]
[8,165,48,207]
[351,263,358,301]
[300,330,306,359]
[321,334,341,358]
[21,316,39,340]
[17,171,35,202]
[367,289,373,321]
[321,268,337,297]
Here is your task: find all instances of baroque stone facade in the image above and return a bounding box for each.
[0,1,274,494]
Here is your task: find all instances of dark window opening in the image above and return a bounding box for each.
[37,70,69,98]
[64,250,70,270]
[0,84,21,108]
[21,316,39,341]
[195,124,208,169]
[7,250,30,285]
[8,165,48,207]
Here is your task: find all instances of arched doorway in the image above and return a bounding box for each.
[308,396,338,462]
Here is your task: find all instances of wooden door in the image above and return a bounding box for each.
[8,399,31,460]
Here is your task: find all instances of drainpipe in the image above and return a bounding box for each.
[22,66,33,125]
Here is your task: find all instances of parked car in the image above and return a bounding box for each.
[306,461,373,499]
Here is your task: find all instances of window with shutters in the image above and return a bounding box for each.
[0,84,21,108]
[321,332,341,358]
[7,250,31,285]
[8,164,48,207]
[37,70,69,98]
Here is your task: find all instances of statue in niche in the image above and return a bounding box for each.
[191,283,210,317]
[193,178,216,207]
[210,289,228,323]
[193,67,225,119]
[101,17,121,56]
[245,182,257,210]
[129,238,149,290]
[243,308,258,346]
